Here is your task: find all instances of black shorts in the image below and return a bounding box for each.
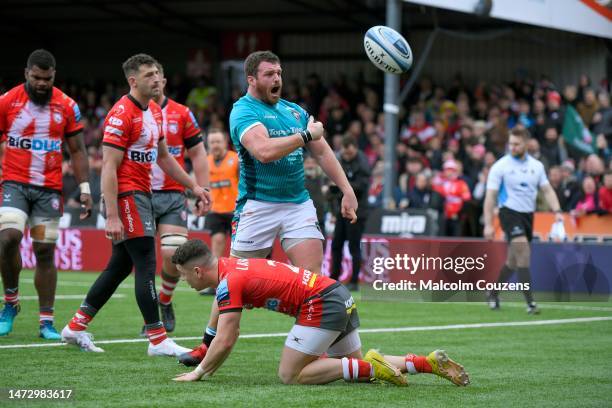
[205,212,233,236]
[499,207,534,242]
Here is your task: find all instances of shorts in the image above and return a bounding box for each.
[102,191,155,243]
[231,199,324,252]
[286,283,361,356]
[0,181,63,218]
[152,191,188,228]
[204,212,233,235]
[499,207,534,242]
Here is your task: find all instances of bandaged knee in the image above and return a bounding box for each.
[30,217,60,243]
[0,209,28,232]
[160,233,188,249]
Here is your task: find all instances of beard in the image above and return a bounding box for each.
[25,82,52,106]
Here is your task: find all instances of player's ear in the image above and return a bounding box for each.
[246,75,256,87]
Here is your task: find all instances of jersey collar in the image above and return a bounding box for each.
[160,97,169,109]
[127,93,149,111]
[510,153,529,163]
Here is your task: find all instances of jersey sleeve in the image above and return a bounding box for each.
[229,102,262,145]
[182,107,202,149]
[102,107,132,151]
[486,161,503,191]
[64,97,84,137]
[216,276,244,314]
[537,162,550,187]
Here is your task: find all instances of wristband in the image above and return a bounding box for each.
[79,182,91,195]
[300,130,313,145]
[194,365,205,377]
[203,186,211,192]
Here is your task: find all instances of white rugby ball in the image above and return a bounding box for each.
[363,25,413,74]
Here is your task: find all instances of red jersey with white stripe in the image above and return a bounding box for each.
[216,258,335,317]
[432,175,471,218]
[151,97,201,192]
[102,94,163,194]
[0,84,83,192]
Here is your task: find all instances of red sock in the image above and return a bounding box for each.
[405,354,432,374]
[4,288,19,306]
[341,357,373,382]
[68,309,93,331]
[146,326,168,345]
[158,276,178,305]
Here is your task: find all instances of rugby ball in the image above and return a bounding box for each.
[363,25,413,74]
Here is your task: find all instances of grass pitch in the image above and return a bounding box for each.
[1,270,611,407]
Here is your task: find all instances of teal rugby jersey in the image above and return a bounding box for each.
[229,93,311,207]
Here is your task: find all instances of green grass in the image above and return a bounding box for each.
[1,270,611,407]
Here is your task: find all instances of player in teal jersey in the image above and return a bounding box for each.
[177,51,358,366]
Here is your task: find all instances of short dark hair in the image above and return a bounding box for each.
[155,62,165,77]
[509,127,530,141]
[341,134,358,149]
[122,53,158,79]
[171,239,212,266]
[27,49,56,70]
[244,51,280,77]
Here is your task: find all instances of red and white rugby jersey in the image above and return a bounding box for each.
[151,97,201,192]
[102,94,163,194]
[0,84,83,192]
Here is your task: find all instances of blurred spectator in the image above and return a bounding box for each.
[400,110,435,144]
[577,88,599,128]
[463,143,485,189]
[560,160,582,210]
[186,76,217,116]
[432,160,472,236]
[571,175,600,216]
[546,91,563,132]
[407,172,443,212]
[367,161,384,208]
[592,91,612,144]
[540,126,567,169]
[303,155,328,238]
[326,106,350,136]
[598,170,612,214]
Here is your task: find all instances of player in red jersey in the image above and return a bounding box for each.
[148,63,209,333]
[0,49,92,339]
[62,54,211,356]
[170,239,470,386]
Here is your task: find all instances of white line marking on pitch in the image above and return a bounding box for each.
[20,278,193,292]
[18,294,125,301]
[1,316,610,350]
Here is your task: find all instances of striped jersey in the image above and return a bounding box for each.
[487,153,549,213]
[0,84,83,192]
[102,94,163,194]
[229,93,310,208]
[151,97,202,192]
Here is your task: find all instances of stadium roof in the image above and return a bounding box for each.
[0,0,509,41]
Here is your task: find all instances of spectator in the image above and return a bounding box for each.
[540,126,567,168]
[400,110,436,144]
[571,176,600,217]
[368,161,384,208]
[592,91,612,145]
[303,155,329,239]
[546,91,563,132]
[598,170,612,214]
[463,143,486,189]
[560,160,582,210]
[407,172,443,212]
[577,88,599,128]
[432,160,471,236]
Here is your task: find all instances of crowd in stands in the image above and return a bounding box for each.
[1,70,610,237]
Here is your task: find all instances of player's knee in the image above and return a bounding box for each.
[0,228,23,250]
[277,368,298,385]
[160,233,188,252]
[31,217,59,244]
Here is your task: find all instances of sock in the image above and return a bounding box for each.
[341,357,373,382]
[517,267,534,304]
[68,302,98,331]
[405,354,433,374]
[158,271,179,305]
[39,306,54,326]
[203,326,216,347]
[492,265,514,297]
[145,322,168,345]
[4,287,19,306]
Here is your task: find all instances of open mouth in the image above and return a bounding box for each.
[271,86,280,95]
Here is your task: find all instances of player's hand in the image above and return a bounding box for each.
[193,186,212,216]
[306,115,324,141]
[79,193,93,220]
[483,225,495,240]
[105,215,124,241]
[173,371,202,382]
[341,191,358,224]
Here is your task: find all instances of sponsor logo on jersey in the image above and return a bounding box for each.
[52,111,63,124]
[288,108,301,121]
[108,116,123,126]
[167,145,181,156]
[128,149,158,163]
[265,298,280,311]
[7,136,61,152]
[168,122,178,134]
